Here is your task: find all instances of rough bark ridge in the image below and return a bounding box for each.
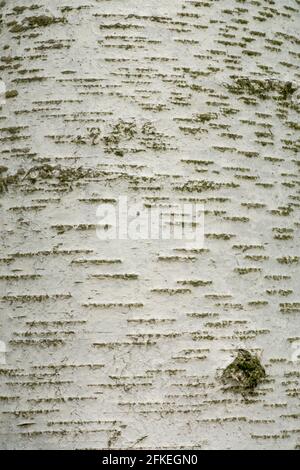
[0,0,299,450]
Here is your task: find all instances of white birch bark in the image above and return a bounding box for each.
[0,0,299,449]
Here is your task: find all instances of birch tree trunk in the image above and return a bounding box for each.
[0,0,299,450]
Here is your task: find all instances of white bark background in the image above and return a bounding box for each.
[0,0,299,450]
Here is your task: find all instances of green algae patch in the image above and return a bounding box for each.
[227,77,297,101]
[222,349,266,394]
[26,16,58,28]
[5,89,18,99]
[9,15,66,33]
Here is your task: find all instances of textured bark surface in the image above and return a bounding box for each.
[0,0,300,450]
